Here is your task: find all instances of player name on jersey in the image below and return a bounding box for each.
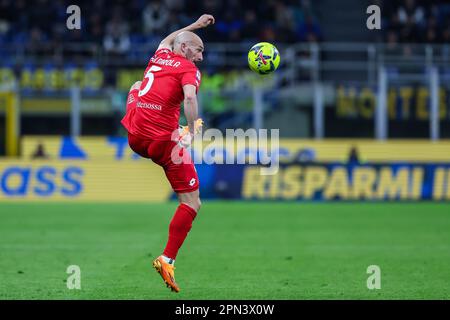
[150,56,181,68]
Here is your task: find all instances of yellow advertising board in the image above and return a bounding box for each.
[0,160,171,202]
[279,139,450,162]
[3,136,449,202]
[21,136,450,162]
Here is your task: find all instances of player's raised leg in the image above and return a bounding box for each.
[153,190,200,292]
[142,13,213,293]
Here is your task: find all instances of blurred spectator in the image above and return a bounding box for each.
[0,0,12,36]
[165,0,184,11]
[388,11,402,35]
[386,30,400,53]
[166,11,183,34]
[259,25,277,43]
[442,26,450,43]
[383,0,450,45]
[215,11,243,42]
[89,13,104,43]
[142,0,170,35]
[31,143,50,159]
[2,0,449,61]
[296,15,322,43]
[348,146,360,164]
[0,0,326,53]
[104,12,130,56]
[423,16,439,43]
[275,1,296,43]
[398,19,419,42]
[397,0,425,26]
[27,27,49,55]
[241,10,259,42]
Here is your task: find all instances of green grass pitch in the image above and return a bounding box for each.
[0,202,449,299]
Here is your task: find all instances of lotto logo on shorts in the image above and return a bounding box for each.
[189,178,196,186]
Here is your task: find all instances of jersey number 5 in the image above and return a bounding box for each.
[138,65,162,97]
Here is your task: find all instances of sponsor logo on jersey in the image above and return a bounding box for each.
[127,93,135,104]
[137,101,162,110]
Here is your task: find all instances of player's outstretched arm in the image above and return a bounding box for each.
[182,84,199,137]
[158,14,215,50]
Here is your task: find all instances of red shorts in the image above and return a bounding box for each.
[123,90,199,194]
[127,133,199,193]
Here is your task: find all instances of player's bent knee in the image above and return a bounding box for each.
[178,191,200,210]
[183,199,200,212]
[191,196,201,212]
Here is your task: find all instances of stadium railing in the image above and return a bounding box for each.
[1,42,450,145]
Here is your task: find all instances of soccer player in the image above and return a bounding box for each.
[121,14,215,293]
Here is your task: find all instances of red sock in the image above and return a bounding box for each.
[163,203,197,260]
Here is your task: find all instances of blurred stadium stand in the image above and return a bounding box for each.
[1,0,450,156]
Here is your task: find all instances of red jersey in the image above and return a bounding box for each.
[122,48,201,140]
